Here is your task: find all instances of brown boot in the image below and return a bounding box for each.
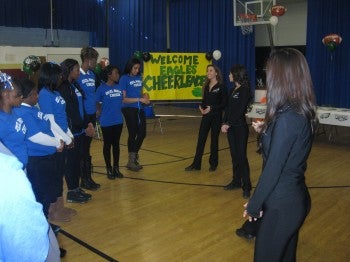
[48,200,71,222]
[57,196,77,217]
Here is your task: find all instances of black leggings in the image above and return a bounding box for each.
[82,113,96,160]
[227,123,251,191]
[101,124,123,168]
[122,107,146,153]
[254,191,311,262]
[192,113,221,168]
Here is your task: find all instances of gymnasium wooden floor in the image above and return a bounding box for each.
[56,105,350,262]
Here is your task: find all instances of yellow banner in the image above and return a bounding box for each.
[143,53,211,100]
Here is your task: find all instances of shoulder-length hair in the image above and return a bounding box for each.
[38,62,62,91]
[123,58,141,75]
[202,64,223,89]
[264,48,316,130]
[230,64,251,90]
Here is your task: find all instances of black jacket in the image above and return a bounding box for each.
[223,86,251,126]
[247,107,313,217]
[58,80,86,134]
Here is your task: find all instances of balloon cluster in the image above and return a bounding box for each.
[134,51,153,62]
[94,57,111,75]
[269,4,287,26]
[322,34,342,52]
[205,50,222,61]
[23,55,41,75]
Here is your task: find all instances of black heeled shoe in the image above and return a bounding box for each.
[184,164,201,171]
[107,167,115,180]
[113,167,124,178]
[223,181,241,190]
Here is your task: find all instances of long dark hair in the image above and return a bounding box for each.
[123,58,141,75]
[38,62,62,91]
[202,64,223,90]
[230,64,251,90]
[264,48,316,132]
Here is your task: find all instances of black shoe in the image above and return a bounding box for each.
[235,227,255,240]
[67,190,88,203]
[80,179,98,191]
[209,166,217,172]
[113,167,124,179]
[88,177,100,188]
[185,164,201,171]
[224,182,241,190]
[243,190,251,199]
[78,188,92,200]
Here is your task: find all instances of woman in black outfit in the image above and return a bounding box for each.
[244,48,316,261]
[221,65,252,198]
[185,64,226,172]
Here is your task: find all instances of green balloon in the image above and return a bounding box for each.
[94,63,102,75]
[23,64,33,75]
[327,41,336,52]
[134,50,143,60]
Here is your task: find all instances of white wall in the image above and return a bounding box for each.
[0,46,109,69]
[255,2,307,47]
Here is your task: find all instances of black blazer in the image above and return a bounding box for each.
[247,106,313,217]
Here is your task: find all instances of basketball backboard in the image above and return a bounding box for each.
[233,0,276,26]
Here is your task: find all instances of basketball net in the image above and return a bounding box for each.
[238,14,257,35]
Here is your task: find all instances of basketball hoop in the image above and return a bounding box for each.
[238,14,257,35]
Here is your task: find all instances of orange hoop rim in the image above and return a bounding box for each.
[238,13,257,22]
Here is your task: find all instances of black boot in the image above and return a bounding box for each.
[86,156,100,188]
[113,166,124,178]
[80,156,100,190]
[107,166,115,180]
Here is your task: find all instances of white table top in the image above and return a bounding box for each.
[247,103,350,127]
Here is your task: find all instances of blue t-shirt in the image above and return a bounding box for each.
[0,110,27,166]
[119,74,143,109]
[13,105,56,157]
[77,69,96,114]
[38,88,69,133]
[96,83,123,127]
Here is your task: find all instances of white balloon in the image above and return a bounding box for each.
[269,16,279,26]
[212,50,222,60]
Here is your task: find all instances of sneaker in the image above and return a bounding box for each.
[66,190,88,203]
[78,188,92,200]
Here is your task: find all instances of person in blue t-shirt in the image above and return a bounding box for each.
[76,47,100,189]
[13,78,73,223]
[38,63,92,213]
[96,65,124,179]
[0,72,27,167]
[120,58,150,171]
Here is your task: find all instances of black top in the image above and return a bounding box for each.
[201,83,227,115]
[223,86,251,126]
[247,106,313,218]
[58,80,86,134]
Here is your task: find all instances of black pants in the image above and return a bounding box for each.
[227,123,251,191]
[65,134,84,190]
[82,113,96,160]
[101,124,123,168]
[27,153,58,217]
[192,113,222,168]
[254,191,311,262]
[122,107,146,153]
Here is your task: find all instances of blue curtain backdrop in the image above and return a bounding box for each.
[306,0,350,108]
[108,0,255,91]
